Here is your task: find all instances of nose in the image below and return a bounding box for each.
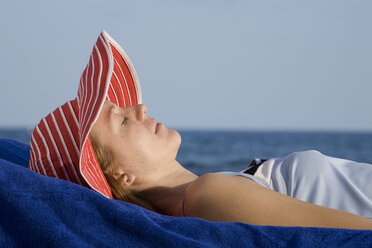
[136,104,147,121]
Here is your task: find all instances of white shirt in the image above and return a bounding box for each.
[217,150,372,219]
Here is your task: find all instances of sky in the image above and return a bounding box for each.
[0,0,371,131]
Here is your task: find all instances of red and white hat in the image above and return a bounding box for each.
[28,31,142,198]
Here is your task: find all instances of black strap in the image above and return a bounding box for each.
[243,159,267,175]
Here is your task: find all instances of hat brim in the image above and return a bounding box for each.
[78,31,142,198]
[29,31,141,198]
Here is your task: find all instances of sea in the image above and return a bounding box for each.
[1,128,371,175]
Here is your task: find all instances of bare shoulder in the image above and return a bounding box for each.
[186,172,262,196]
[183,173,264,219]
[186,173,227,192]
[186,173,233,201]
[183,173,372,230]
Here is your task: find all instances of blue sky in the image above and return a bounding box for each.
[1,0,371,131]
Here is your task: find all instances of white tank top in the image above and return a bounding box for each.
[217,150,372,219]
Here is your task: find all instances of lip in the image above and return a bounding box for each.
[155,122,162,134]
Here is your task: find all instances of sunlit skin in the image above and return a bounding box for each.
[90,101,198,215]
[90,101,372,229]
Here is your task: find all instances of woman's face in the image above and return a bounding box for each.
[90,101,181,190]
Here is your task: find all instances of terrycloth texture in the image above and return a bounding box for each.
[0,138,30,167]
[0,139,371,247]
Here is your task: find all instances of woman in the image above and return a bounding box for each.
[29,31,372,230]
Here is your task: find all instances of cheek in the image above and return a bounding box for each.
[122,131,154,163]
[118,128,181,168]
[134,131,179,162]
[114,141,147,174]
[156,129,182,158]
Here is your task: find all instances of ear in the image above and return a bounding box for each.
[113,172,136,188]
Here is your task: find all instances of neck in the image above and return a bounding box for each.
[139,160,198,217]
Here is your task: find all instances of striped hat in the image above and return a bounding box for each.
[28,31,142,198]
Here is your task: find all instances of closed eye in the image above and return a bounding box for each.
[122,116,129,126]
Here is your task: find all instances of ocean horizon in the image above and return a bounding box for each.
[1,128,371,175]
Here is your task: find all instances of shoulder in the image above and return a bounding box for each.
[188,172,259,188]
[185,173,241,198]
[183,173,261,218]
[187,173,225,192]
[183,173,226,219]
[184,173,222,206]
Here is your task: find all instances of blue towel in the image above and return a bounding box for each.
[0,138,30,167]
[0,138,371,247]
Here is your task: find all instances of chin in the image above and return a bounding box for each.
[171,129,181,144]
[169,129,182,153]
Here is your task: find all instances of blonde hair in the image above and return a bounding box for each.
[89,135,156,212]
